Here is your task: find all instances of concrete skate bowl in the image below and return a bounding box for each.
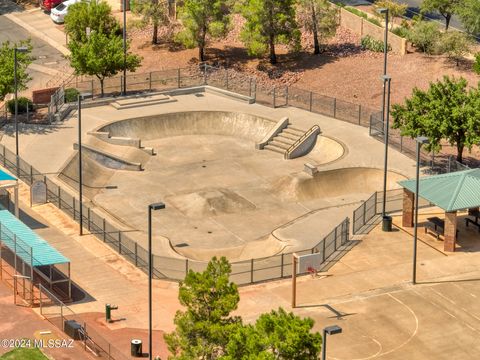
[272,167,407,202]
[97,111,278,141]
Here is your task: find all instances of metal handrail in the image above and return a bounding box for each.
[284,125,320,159]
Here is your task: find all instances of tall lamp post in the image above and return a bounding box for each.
[377,8,391,229]
[122,0,127,95]
[77,95,84,236]
[321,325,342,360]
[413,136,428,285]
[381,75,392,230]
[14,46,29,176]
[148,202,165,360]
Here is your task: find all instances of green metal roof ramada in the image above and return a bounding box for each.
[398,169,480,212]
[0,210,69,267]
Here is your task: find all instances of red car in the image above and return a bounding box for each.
[40,0,63,12]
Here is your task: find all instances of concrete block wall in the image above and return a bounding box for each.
[339,8,407,55]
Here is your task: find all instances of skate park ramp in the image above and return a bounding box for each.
[272,167,406,201]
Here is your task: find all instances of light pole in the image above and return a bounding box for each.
[14,46,28,176]
[148,202,165,360]
[122,0,127,95]
[381,75,392,230]
[77,95,83,235]
[322,325,342,360]
[413,136,428,285]
[377,8,389,76]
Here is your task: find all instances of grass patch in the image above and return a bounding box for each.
[345,6,382,27]
[0,348,48,360]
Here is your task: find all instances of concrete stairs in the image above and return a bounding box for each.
[264,126,304,155]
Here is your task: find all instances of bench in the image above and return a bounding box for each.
[465,217,480,232]
[425,217,444,239]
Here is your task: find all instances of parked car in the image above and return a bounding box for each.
[40,0,63,12]
[50,0,81,24]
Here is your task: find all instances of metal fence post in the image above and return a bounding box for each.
[225,69,229,90]
[203,63,207,85]
[30,165,33,184]
[249,78,252,97]
[134,242,138,266]
[118,231,122,254]
[400,135,403,153]
[333,98,337,118]
[58,187,61,208]
[358,105,362,125]
[73,198,76,220]
[87,207,91,231]
[149,72,152,91]
[322,239,326,262]
[177,68,181,88]
[285,86,289,106]
[120,75,123,94]
[91,80,94,98]
[2,146,5,167]
[309,91,313,112]
[281,253,284,278]
[103,219,106,242]
[185,259,189,276]
[334,226,338,251]
[250,259,254,283]
[273,87,276,108]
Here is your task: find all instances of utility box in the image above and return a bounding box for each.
[64,320,82,340]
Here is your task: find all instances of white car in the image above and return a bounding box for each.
[50,0,80,24]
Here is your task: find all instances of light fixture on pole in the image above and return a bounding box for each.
[413,136,428,285]
[321,325,342,360]
[13,46,28,176]
[148,202,165,360]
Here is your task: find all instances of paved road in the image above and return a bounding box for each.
[0,7,68,91]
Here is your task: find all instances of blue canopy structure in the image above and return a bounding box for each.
[0,169,16,182]
[0,210,69,266]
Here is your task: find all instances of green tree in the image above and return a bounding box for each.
[457,0,480,35]
[473,52,480,75]
[374,0,408,29]
[438,31,471,65]
[175,0,230,62]
[164,257,241,359]
[68,30,141,96]
[0,40,33,101]
[297,0,339,54]
[222,308,322,360]
[240,0,301,64]
[64,0,118,42]
[421,0,462,30]
[406,20,441,54]
[392,76,480,163]
[132,0,170,44]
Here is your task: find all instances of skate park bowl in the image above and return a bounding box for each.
[57,110,406,261]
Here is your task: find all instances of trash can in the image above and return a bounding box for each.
[131,339,142,357]
[382,215,392,232]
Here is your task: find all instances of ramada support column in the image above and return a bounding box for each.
[402,188,414,227]
[444,211,457,252]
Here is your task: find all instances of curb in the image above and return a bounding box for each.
[4,12,70,56]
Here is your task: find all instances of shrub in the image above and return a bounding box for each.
[474,53,480,75]
[437,31,472,65]
[391,25,409,38]
[407,20,441,54]
[361,35,391,52]
[367,17,382,26]
[64,87,80,103]
[345,6,368,20]
[6,97,33,114]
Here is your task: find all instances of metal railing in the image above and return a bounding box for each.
[285,125,320,159]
